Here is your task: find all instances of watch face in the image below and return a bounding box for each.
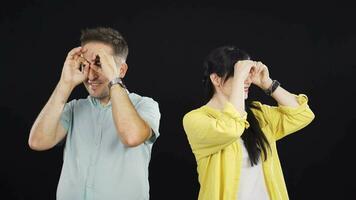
[109,77,126,89]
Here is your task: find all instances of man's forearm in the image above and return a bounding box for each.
[110,85,150,147]
[29,81,73,148]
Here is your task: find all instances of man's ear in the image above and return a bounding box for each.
[119,63,128,78]
[210,73,222,88]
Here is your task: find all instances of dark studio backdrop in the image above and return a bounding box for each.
[1,1,355,199]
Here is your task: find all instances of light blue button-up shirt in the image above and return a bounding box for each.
[57,92,160,200]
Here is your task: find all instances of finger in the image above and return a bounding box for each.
[256,65,263,75]
[258,62,267,73]
[84,62,91,72]
[66,47,82,59]
[259,62,268,70]
[96,49,113,67]
[75,57,88,70]
[90,64,103,74]
[249,65,256,74]
[91,53,101,67]
[254,61,259,69]
[73,54,80,62]
[79,53,90,64]
[99,49,114,62]
[82,64,90,77]
[250,63,257,74]
[98,48,108,56]
[252,61,259,70]
[250,60,257,69]
[261,64,269,76]
[73,59,81,70]
[97,49,108,62]
[90,52,96,62]
[95,55,101,67]
[80,47,88,54]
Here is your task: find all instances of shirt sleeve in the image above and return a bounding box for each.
[135,97,161,144]
[251,94,315,141]
[183,102,250,160]
[60,99,76,132]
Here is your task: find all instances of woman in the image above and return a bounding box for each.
[182,46,315,200]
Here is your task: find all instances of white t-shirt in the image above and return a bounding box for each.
[237,139,270,200]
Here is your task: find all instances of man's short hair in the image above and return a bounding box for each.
[80,27,129,61]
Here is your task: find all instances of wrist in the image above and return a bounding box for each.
[261,78,273,90]
[55,81,74,105]
[58,80,75,92]
[263,80,280,96]
[108,77,126,90]
[109,82,128,97]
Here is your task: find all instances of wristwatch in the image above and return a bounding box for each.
[108,77,126,89]
[263,80,280,95]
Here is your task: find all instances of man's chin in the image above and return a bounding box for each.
[86,89,108,98]
[89,93,108,99]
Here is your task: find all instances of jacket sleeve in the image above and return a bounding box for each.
[251,94,315,141]
[183,102,249,160]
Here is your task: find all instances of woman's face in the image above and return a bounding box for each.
[220,73,253,100]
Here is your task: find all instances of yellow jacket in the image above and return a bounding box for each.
[183,94,315,200]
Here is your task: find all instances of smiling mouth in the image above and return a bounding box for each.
[87,81,102,89]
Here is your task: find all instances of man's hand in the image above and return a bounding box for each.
[89,49,120,81]
[60,47,90,88]
[250,61,273,90]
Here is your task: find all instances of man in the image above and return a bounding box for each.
[28,27,161,200]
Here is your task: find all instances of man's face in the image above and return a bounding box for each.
[81,42,114,99]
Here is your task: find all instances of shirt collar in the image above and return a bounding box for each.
[87,89,130,109]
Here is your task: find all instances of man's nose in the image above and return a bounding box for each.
[88,67,98,80]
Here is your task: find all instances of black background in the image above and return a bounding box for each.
[1,1,355,199]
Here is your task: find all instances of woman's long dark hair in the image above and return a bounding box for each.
[203,45,270,166]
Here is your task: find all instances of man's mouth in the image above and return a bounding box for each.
[87,81,102,89]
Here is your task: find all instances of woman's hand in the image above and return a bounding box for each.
[251,61,273,90]
[234,60,255,81]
